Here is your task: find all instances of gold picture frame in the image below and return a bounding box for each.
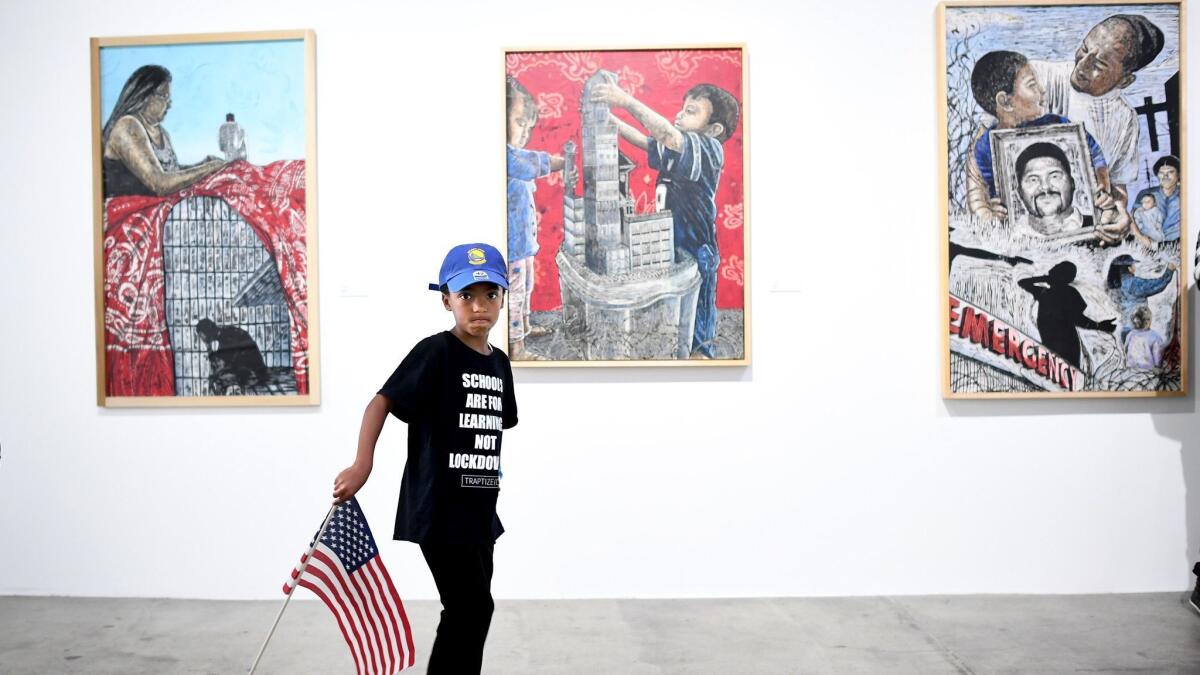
[503,44,750,368]
[91,30,320,407]
[938,2,1186,398]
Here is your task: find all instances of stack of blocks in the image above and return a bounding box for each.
[553,69,700,360]
[571,70,675,274]
[581,70,630,275]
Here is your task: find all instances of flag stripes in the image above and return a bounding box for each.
[284,499,414,673]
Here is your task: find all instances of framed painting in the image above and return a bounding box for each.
[938,2,1186,397]
[503,45,749,366]
[91,30,319,407]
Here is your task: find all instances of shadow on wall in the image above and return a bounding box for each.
[1151,289,1198,592]
[944,287,1197,590]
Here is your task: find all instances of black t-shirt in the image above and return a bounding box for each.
[378,331,518,544]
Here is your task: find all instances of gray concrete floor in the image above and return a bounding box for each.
[2,594,1199,674]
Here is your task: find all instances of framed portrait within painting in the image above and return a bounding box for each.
[503,45,749,367]
[991,122,1099,240]
[91,30,319,407]
[938,2,1186,397]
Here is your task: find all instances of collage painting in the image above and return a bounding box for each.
[940,2,1185,397]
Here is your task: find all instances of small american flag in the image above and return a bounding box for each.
[284,498,415,674]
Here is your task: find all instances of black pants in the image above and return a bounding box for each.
[420,542,495,674]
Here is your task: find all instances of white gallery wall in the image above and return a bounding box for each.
[1,0,1198,601]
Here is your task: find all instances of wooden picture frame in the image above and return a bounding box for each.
[503,45,750,367]
[938,2,1186,398]
[91,30,320,407]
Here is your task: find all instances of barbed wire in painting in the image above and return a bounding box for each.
[948,213,1183,394]
[950,354,1038,393]
[945,16,981,213]
[1092,361,1181,392]
[950,353,1180,393]
[1089,291,1183,392]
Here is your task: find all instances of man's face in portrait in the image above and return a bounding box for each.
[1019,155,1075,218]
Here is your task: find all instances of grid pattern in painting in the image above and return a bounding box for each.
[161,196,295,396]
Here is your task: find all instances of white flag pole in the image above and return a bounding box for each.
[248,503,339,675]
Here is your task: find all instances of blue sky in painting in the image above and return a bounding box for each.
[99,40,305,164]
[945,4,1180,200]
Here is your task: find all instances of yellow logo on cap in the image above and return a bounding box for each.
[467,248,487,265]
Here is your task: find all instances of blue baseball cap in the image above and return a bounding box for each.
[429,243,509,292]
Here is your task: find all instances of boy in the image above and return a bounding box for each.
[506,76,569,360]
[965,50,1110,225]
[590,80,740,359]
[332,243,518,675]
[1123,305,1165,370]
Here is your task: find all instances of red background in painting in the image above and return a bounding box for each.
[506,49,745,312]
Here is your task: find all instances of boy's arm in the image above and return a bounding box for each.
[509,146,567,176]
[508,146,552,181]
[609,114,649,151]
[591,83,683,152]
[966,149,1006,223]
[332,394,391,503]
